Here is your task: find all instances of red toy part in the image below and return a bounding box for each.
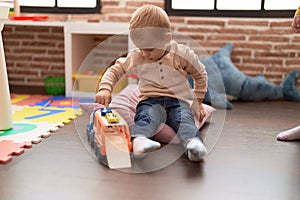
[10,15,48,21]
[0,140,32,164]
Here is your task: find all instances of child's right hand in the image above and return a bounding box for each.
[95,89,112,107]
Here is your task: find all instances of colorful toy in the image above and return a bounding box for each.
[87,108,132,169]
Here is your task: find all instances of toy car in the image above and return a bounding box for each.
[105,112,119,123]
[87,108,132,169]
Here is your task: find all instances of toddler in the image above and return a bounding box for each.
[95,5,208,161]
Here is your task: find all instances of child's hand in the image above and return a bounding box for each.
[199,103,206,122]
[95,89,112,107]
[191,102,206,123]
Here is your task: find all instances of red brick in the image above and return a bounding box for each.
[255,51,296,58]
[249,36,289,42]
[33,56,64,63]
[234,43,273,50]
[274,44,300,51]
[48,49,65,55]
[219,28,259,34]
[233,50,252,57]
[228,20,268,26]
[259,29,292,35]
[37,34,64,40]
[285,59,300,65]
[270,21,292,27]
[187,19,225,26]
[243,58,283,65]
[177,27,219,33]
[106,15,131,22]
[170,17,185,23]
[207,35,246,41]
[14,26,50,33]
[101,0,119,6]
[3,33,35,40]
[22,41,56,47]
[13,48,47,54]
[101,7,136,14]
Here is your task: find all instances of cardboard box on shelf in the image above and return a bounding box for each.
[72,74,128,94]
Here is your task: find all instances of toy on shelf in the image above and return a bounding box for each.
[87,107,132,169]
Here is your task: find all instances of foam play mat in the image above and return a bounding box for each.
[0,94,93,164]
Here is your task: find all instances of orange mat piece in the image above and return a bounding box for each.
[0,140,32,164]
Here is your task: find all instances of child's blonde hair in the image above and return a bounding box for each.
[129,5,171,49]
[129,4,171,30]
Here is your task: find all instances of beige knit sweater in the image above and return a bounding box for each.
[99,40,207,107]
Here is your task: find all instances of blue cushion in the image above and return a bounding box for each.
[198,43,246,109]
[210,43,247,98]
[191,43,300,109]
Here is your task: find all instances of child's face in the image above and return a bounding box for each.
[140,48,166,61]
[138,32,171,61]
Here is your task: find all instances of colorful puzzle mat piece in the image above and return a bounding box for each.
[0,94,93,164]
[35,96,94,109]
[11,93,94,108]
[0,121,55,144]
[10,94,52,106]
[0,140,32,164]
[12,105,82,125]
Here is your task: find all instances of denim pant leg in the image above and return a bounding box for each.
[165,98,202,146]
[131,98,166,138]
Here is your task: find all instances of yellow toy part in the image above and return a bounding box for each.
[105,112,120,123]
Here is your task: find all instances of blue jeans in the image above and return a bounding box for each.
[131,97,202,146]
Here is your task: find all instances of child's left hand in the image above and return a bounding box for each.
[199,104,206,123]
[191,102,206,123]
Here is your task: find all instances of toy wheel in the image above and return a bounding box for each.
[94,141,108,167]
[86,129,94,149]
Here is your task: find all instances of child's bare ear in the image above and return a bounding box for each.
[166,33,172,43]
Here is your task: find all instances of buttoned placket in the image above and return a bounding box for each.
[159,61,164,80]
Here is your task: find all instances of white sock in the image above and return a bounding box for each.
[132,136,161,157]
[186,138,207,161]
[277,125,300,141]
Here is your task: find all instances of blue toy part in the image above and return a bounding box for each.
[281,70,300,102]
[196,43,300,109]
[87,108,101,146]
[240,74,283,101]
[100,107,112,116]
[205,88,233,109]
[210,43,247,98]
[189,53,232,109]
[87,108,108,166]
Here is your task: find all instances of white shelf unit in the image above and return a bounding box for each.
[64,22,129,98]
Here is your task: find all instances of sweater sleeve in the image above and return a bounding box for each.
[98,56,128,92]
[183,47,208,104]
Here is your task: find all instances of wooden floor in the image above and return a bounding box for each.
[1,101,299,200]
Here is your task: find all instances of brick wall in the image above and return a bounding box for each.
[2,0,300,90]
[3,25,64,86]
